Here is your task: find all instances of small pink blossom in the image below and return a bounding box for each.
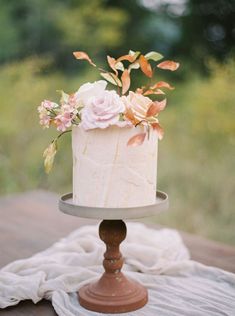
[55,112,72,132]
[68,94,78,109]
[60,91,79,111]
[40,100,58,110]
[61,103,78,116]
[39,113,51,128]
[38,100,59,128]
[38,106,51,128]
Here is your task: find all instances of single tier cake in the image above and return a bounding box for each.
[72,125,158,208]
[38,50,179,209]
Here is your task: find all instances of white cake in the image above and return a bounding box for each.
[39,52,179,208]
[72,125,158,208]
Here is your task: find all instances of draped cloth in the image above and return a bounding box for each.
[0,223,235,315]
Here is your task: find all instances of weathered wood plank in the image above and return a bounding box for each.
[180,231,235,272]
[0,190,98,267]
[0,190,234,315]
[0,300,57,316]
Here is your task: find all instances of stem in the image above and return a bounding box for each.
[117,85,121,96]
[135,119,147,127]
[98,66,107,73]
[56,129,72,140]
[149,67,156,89]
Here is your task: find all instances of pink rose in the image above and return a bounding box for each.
[75,80,107,107]
[81,90,125,130]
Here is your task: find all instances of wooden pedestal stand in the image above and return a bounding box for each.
[79,220,147,313]
[59,191,168,314]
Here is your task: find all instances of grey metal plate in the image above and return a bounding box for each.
[59,191,169,220]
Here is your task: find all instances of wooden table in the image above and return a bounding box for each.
[0,190,235,315]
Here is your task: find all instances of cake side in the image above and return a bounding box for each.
[72,125,158,208]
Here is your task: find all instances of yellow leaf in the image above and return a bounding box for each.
[145,51,163,61]
[100,72,122,87]
[43,141,57,174]
[107,56,118,75]
[129,61,140,71]
[128,50,141,59]
[115,61,124,71]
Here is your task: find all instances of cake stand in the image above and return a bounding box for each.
[59,191,168,314]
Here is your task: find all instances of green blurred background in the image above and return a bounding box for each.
[0,0,234,244]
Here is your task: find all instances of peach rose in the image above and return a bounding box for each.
[122,91,152,122]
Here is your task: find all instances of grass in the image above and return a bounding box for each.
[0,57,234,245]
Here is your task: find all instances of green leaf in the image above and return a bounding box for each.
[128,50,140,59]
[100,72,122,87]
[145,51,163,62]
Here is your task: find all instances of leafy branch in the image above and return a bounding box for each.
[73,50,179,97]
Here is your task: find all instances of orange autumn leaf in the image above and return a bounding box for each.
[150,81,175,90]
[139,55,153,78]
[157,60,179,71]
[73,51,96,67]
[121,69,131,94]
[152,123,164,140]
[107,56,118,75]
[146,99,167,117]
[127,133,146,147]
[143,89,165,96]
[117,54,138,63]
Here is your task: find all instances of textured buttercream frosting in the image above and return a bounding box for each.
[72,125,158,208]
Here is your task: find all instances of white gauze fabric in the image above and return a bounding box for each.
[0,223,235,316]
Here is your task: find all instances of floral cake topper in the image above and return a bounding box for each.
[38,50,179,173]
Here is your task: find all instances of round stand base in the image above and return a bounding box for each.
[78,272,148,313]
